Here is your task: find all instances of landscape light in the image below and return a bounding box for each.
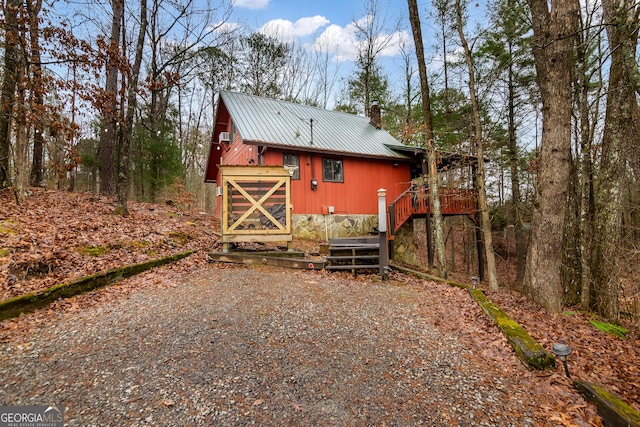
[552,343,573,378]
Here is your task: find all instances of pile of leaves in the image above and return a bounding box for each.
[1,188,638,419]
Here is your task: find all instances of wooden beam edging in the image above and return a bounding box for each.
[389,261,554,370]
[389,262,471,289]
[575,380,640,427]
[208,252,324,270]
[0,250,195,321]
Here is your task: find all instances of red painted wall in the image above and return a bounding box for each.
[263,149,410,215]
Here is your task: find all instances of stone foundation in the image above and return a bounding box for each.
[392,219,417,265]
[292,214,379,240]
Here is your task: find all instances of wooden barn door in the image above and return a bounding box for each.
[220,166,292,252]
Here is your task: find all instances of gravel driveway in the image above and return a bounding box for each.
[1,264,566,426]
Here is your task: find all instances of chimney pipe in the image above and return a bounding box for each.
[370,103,381,129]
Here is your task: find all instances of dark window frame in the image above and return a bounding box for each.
[283,153,300,180]
[322,158,344,183]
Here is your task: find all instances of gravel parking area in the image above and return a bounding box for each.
[1,264,589,426]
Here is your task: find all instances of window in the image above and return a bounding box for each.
[322,158,343,182]
[283,153,300,180]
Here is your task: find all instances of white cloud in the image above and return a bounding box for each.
[377,30,413,58]
[311,21,411,63]
[232,0,270,10]
[312,24,359,62]
[258,16,330,42]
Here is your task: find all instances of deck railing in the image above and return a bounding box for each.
[389,186,477,233]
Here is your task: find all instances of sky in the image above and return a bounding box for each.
[228,0,416,64]
[224,0,425,106]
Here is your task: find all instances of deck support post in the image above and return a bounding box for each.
[472,164,485,281]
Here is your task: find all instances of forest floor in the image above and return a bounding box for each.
[1,188,638,426]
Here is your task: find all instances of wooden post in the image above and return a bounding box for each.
[378,188,388,280]
[472,164,485,281]
[450,223,456,272]
[426,194,434,267]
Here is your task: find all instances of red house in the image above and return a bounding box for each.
[205,91,425,238]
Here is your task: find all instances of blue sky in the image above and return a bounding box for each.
[228,0,415,63]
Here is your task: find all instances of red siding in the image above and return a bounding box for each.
[206,102,230,183]
[263,150,410,215]
[222,138,254,166]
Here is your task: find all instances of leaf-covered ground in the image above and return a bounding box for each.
[1,188,638,425]
[0,188,220,301]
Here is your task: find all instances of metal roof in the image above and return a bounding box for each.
[218,91,409,159]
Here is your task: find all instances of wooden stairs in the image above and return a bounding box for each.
[388,185,477,233]
[325,237,380,274]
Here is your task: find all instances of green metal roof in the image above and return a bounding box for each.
[218,91,410,159]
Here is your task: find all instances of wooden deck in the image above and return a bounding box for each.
[389,186,477,233]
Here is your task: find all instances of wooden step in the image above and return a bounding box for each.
[329,237,378,245]
[325,264,380,271]
[329,243,379,250]
[325,255,379,261]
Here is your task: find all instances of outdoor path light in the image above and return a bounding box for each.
[552,343,572,378]
[471,276,478,288]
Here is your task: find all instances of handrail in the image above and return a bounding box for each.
[389,185,477,233]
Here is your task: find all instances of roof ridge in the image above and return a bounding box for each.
[219,90,370,119]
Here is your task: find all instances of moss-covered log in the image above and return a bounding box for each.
[0,250,195,321]
[390,262,555,370]
[575,380,640,427]
[388,262,472,289]
[469,288,555,370]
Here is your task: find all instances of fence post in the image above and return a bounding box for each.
[378,188,388,280]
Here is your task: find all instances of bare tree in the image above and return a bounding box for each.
[524,0,579,313]
[116,0,148,216]
[407,0,448,278]
[310,38,344,109]
[589,0,640,320]
[99,0,124,196]
[0,0,20,187]
[27,0,45,187]
[574,2,603,310]
[351,0,400,114]
[454,0,499,291]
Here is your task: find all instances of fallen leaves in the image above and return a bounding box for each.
[1,187,639,423]
[0,188,219,301]
[161,398,175,408]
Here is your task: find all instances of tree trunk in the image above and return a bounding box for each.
[100,0,124,196]
[524,0,578,313]
[13,57,29,204]
[427,147,448,278]
[407,0,448,278]
[117,0,147,216]
[0,0,20,187]
[576,16,597,310]
[506,44,528,284]
[562,155,582,305]
[591,0,640,321]
[27,0,44,187]
[455,0,499,291]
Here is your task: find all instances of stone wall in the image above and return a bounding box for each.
[292,214,379,240]
[392,219,417,265]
